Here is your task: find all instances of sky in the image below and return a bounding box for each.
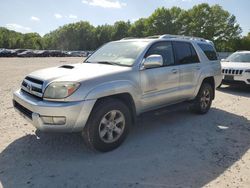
[0,0,249,36]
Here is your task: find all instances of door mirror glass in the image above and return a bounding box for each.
[143,55,163,69]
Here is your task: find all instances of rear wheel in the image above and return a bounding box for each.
[191,83,213,114]
[82,98,131,152]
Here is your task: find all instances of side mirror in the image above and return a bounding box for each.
[143,55,163,69]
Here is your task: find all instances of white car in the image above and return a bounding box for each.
[221,51,250,86]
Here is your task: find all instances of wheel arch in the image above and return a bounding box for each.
[90,93,137,124]
[200,77,215,99]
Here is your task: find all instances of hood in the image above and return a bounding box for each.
[29,63,131,82]
[221,61,250,69]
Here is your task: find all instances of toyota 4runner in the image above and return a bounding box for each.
[13,34,222,152]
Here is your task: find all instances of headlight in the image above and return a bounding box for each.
[43,82,80,99]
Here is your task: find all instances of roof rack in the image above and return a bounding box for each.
[146,35,162,39]
[120,37,137,40]
[160,34,207,41]
[145,34,209,42]
[120,34,214,45]
[236,50,250,52]
[161,34,215,45]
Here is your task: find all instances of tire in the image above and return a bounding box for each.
[191,83,213,114]
[82,98,131,152]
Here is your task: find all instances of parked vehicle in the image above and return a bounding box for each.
[0,49,16,57]
[13,49,27,54]
[0,49,91,57]
[13,34,222,152]
[33,50,50,57]
[220,51,250,86]
[67,51,88,57]
[17,50,35,57]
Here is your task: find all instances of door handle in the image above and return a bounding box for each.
[171,69,178,74]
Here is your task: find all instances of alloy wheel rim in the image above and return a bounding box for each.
[98,110,125,143]
[200,89,210,109]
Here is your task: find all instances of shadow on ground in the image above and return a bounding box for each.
[0,107,250,187]
[217,84,250,97]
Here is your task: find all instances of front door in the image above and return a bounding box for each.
[140,41,180,111]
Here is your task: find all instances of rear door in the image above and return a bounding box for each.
[172,41,201,99]
[140,41,180,111]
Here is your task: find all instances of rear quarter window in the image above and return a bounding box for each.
[198,43,218,61]
[173,41,200,65]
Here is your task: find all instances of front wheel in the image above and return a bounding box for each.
[82,98,131,152]
[191,83,213,114]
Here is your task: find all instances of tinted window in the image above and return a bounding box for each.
[198,43,218,61]
[145,42,175,66]
[173,42,200,65]
[190,45,200,63]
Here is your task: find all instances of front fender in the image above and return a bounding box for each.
[84,80,142,112]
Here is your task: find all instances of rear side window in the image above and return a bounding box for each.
[145,41,175,66]
[198,43,218,61]
[173,42,200,65]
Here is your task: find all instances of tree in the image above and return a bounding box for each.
[145,7,184,36]
[43,21,95,50]
[111,21,131,40]
[22,33,43,49]
[181,4,241,51]
[129,18,147,37]
[95,24,113,48]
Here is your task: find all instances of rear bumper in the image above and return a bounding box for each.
[13,89,96,132]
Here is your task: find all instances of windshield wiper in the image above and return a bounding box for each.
[96,61,117,65]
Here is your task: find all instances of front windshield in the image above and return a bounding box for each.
[226,52,250,63]
[85,41,150,66]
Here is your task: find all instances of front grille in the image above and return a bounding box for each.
[222,69,243,75]
[25,76,44,85]
[21,76,44,98]
[13,100,33,119]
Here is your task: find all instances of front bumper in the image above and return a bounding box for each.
[222,73,250,85]
[13,89,96,132]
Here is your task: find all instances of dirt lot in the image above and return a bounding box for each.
[0,58,250,188]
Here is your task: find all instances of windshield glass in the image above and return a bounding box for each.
[85,41,150,66]
[226,52,250,63]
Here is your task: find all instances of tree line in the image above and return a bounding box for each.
[0,3,249,52]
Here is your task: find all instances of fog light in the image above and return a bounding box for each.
[41,116,66,125]
[53,117,66,125]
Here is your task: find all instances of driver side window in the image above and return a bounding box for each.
[145,42,175,66]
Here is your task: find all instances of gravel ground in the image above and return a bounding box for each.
[0,57,250,188]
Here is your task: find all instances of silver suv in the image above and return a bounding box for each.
[13,35,222,152]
